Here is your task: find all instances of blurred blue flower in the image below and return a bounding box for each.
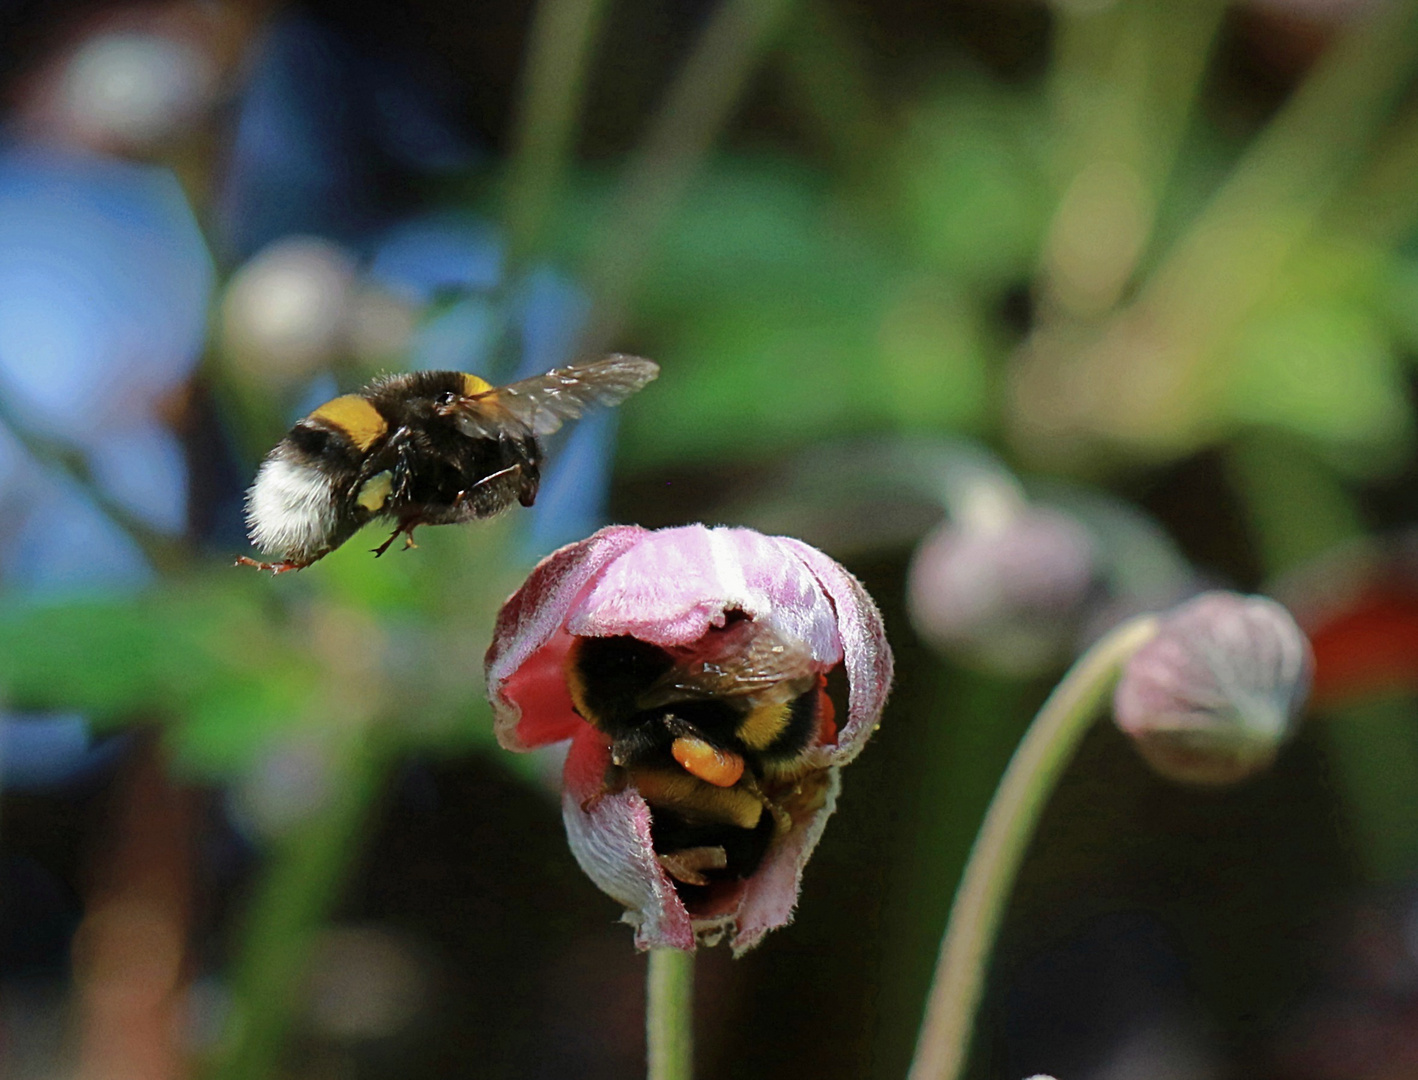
[219,16,370,257]
[88,422,189,536]
[0,714,125,790]
[407,298,502,374]
[368,214,503,304]
[0,147,210,448]
[509,269,609,556]
[219,14,477,260]
[0,145,211,788]
[0,146,209,587]
[512,266,590,378]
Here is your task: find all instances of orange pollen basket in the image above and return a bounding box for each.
[671,737,745,788]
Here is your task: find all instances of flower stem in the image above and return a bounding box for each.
[646,948,694,1080]
[1130,0,1418,365]
[907,614,1160,1080]
[503,0,610,267]
[578,0,797,355]
[202,732,387,1080]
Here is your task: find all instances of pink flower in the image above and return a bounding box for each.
[485,525,893,953]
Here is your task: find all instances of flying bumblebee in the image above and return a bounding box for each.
[564,615,837,893]
[238,354,659,573]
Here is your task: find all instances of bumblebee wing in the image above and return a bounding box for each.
[636,622,817,709]
[448,354,659,440]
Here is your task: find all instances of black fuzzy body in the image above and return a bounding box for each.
[567,634,821,774]
[276,370,542,559]
[566,634,826,889]
[361,371,542,524]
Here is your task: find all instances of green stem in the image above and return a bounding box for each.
[503,0,610,266]
[1329,96,1418,246]
[578,0,797,355]
[647,948,694,1080]
[774,0,888,185]
[0,395,186,574]
[1042,0,1227,316]
[202,732,387,1080]
[907,615,1159,1080]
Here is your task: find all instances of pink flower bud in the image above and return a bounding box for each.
[1113,592,1312,785]
[485,525,893,952]
[907,506,1097,675]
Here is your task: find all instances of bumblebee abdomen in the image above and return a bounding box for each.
[737,684,825,775]
[566,635,677,735]
[306,394,389,451]
[246,413,370,560]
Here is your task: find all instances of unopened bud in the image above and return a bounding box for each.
[1113,592,1312,785]
[908,506,1096,676]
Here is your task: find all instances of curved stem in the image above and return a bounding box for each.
[907,614,1160,1080]
[647,948,694,1080]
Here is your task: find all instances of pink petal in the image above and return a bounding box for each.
[486,525,648,750]
[777,537,894,764]
[568,526,843,665]
[728,767,842,954]
[560,726,696,951]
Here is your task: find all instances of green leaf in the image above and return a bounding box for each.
[1226,298,1412,465]
[891,85,1051,286]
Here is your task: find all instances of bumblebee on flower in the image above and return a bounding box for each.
[485,524,892,953]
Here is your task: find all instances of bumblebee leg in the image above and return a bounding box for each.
[370,526,402,558]
[370,518,422,558]
[451,464,522,518]
[234,555,317,574]
[656,847,728,887]
[740,776,793,837]
[580,764,629,813]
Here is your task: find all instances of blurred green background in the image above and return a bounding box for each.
[3,0,1418,1078]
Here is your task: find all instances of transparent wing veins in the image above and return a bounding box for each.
[635,622,818,710]
[449,354,659,440]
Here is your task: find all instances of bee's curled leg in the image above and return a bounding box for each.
[452,464,522,516]
[234,555,315,574]
[580,764,629,814]
[741,776,793,837]
[657,847,728,887]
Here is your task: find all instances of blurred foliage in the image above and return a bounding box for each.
[8,0,1418,1078]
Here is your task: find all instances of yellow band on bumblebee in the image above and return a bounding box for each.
[736,702,791,751]
[309,395,389,451]
[460,373,493,397]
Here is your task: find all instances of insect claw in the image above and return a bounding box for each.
[582,764,629,812]
[234,555,309,574]
[370,531,398,558]
[371,521,419,558]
